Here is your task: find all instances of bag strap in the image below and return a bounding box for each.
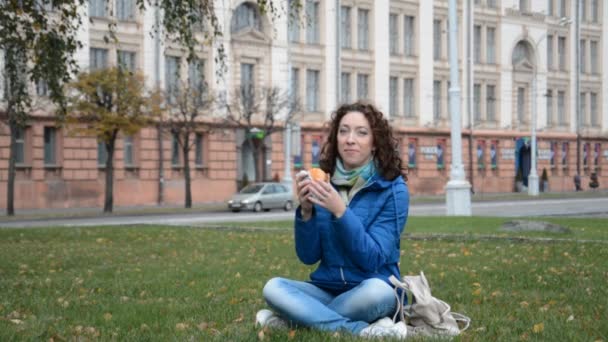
[389,275,409,323]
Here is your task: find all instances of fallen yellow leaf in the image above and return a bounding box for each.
[103,313,112,321]
[533,323,544,333]
[175,323,188,331]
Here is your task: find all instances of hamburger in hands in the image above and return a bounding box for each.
[297,168,329,182]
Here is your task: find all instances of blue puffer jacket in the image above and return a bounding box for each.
[294,174,409,293]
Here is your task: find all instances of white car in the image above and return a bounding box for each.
[227,182,294,212]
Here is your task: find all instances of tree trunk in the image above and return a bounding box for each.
[6,122,17,216]
[249,137,262,182]
[182,133,192,208]
[103,139,116,213]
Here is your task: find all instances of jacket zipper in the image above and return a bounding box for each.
[340,267,347,284]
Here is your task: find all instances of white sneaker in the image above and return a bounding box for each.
[255,309,288,329]
[360,318,408,339]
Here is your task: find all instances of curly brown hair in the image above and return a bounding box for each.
[319,102,407,181]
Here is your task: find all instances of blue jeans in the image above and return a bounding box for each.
[262,277,397,334]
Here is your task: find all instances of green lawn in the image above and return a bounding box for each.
[1,218,607,341]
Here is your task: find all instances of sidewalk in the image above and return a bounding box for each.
[1,190,606,222]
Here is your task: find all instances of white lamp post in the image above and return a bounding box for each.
[445,0,472,216]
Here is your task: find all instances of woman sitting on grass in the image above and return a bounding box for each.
[256,102,410,339]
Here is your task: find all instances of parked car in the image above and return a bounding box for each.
[227,182,294,212]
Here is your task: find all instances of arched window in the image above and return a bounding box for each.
[512,41,533,66]
[231,2,262,33]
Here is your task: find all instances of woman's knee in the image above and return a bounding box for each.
[359,278,395,300]
[262,277,286,302]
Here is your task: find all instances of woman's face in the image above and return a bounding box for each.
[337,111,374,170]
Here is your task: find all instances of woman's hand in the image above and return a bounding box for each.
[295,172,313,220]
[308,180,346,218]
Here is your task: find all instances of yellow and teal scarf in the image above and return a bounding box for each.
[331,158,377,205]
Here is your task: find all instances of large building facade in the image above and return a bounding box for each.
[1,0,607,210]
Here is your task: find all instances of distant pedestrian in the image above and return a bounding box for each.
[257,102,410,339]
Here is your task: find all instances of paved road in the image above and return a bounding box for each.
[1,197,606,229]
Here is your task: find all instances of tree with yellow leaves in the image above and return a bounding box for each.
[64,68,151,213]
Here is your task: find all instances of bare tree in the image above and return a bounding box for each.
[222,86,300,182]
[163,67,214,208]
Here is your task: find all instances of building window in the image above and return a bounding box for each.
[389,14,398,55]
[548,0,554,16]
[306,0,320,44]
[519,0,529,11]
[306,69,320,112]
[408,139,417,168]
[357,9,369,50]
[116,0,134,21]
[404,15,415,56]
[117,50,136,71]
[15,127,25,165]
[474,25,482,63]
[433,80,442,120]
[341,72,351,104]
[590,92,598,125]
[171,133,180,166]
[188,59,206,98]
[436,140,445,169]
[557,90,566,124]
[288,0,300,42]
[290,67,299,101]
[123,135,134,166]
[517,87,525,123]
[486,84,496,122]
[195,133,204,166]
[580,39,587,73]
[231,2,262,33]
[240,63,254,108]
[546,89,553,126]
[43,127,56,165]
[490,141,498,169]
[591,0,599,22]
[474,84,482,122]
[558,36,566,71]
[404,78,414,118]
[582,0,587,21]
[558,0,567,17]
[389,76,398,116]
[547,35,554,70]
[165,55,181,104]
[36,79,49,97]
[340,6,351,49]
[89,0,106,17]
[98,142,107,167]
[486,27,496,64]
[433,20,442,61]
[477,141,485,169]
[90,48,108,71]
[590,40,598,74]
[357,74,369,101]
[580,92,587,124]
[561,142,568,167]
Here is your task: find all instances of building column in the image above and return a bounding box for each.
[418,0,434,125]
[373,0,389,115]
[324,0,339,119]
[75,4,90,71]
[569,0,578,134]
[211,0,232,98]
[602,0,608,133]
[141,4,159,90]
